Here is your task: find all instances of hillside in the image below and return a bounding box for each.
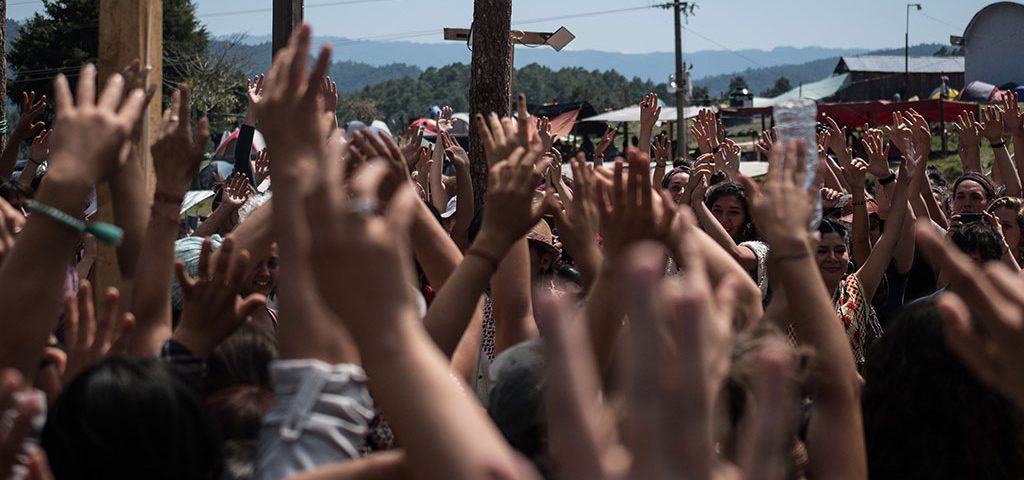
[221,34,867,84]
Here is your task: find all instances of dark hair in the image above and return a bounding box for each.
[0,178,32,207]
[205,322,277,394]
[661,165,689,189]
[705,181,757,242]
[42,358,224,480]
[949,220,1003,263]
[863,300,1024,479]
[953,173,995,201]
[817,217,850,244]
[206,385,273,480]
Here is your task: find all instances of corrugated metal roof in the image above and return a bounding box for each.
[836,56,964,74]
[755,73,851,107]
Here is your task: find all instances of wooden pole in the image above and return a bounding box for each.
[0,0,6,153]
[468,0,512,209]
[97,0,162,296]
[273,0,303,56]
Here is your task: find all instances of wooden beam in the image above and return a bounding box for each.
[97,0,163,296]
[468,0,513,209]
[273,0,304,56]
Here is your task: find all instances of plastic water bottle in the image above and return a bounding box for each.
[773,99,822,229]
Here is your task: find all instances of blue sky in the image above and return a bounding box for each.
[8,0,996,54]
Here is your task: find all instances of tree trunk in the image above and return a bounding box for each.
[468,0,512,209]
[0,0,7,154]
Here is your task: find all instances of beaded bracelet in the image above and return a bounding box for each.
[25,200,123,247]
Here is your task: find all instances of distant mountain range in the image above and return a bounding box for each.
[222,33,871,85]
[220,34,950,97]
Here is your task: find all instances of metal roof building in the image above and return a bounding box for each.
[831,55,964,102]
[959,2,1024,87]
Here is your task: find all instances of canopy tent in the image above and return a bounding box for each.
[578,105,707,123]
[753,73,852,107]
[729,98,976,127]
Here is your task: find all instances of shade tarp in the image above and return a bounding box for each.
[756,73,851,107]
[579,105,708,123]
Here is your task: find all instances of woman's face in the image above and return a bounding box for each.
[245,243,279,297]
[952,180,989,215]
[711,195,747,240]
[816,232,849,288]
[668,174,688,204]
[994,206,1021,255]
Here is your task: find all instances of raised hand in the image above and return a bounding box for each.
[222,172,255,207]
[437,105,454,134]
[254,148,271,184]
[755,127,777,157]
[977,105,1005,144]
[475,147,552,254]
[62,280,135,384]
[29,129,51,165]
[821,187,844,210]
[16,91,46,138]
[639,92,661,131]
[537,116,553,153]
[917,222,1024,409]
[172,237,267,358]
[1003,91,1023,139]
[243,74,265,127]
[150,85,210,197]
[48,64,146,187]
[348,129,412,205]
[652,132,672,166]
[320,75,339,133]
[840,157,869,194]
[690,108,719,155]
[442,131,469,171]
[861,127,891,178]
[719,138,742,179]
[824,115,852,162]
[594,125,617,165]
[596,149,676,257]
[740,140,814,252]
[400,124,425,170]
[554,157,601,284]
[476,96,538,168]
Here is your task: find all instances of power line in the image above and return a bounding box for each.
[200,0,394,19]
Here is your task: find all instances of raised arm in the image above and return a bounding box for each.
[17,129,49,188]
[127,85,209,357]
[638,92,661,156]
[0,92,46,178]
[979,105,1021,197]
[955,110,982,174]
[429,106,453,212]
[740,139,866,480]
[839,157,872,267]
[443,132,475,251]
[855,122,922,301]
[0,66,145,376]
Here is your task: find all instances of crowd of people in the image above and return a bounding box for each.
[2,24,1024,479]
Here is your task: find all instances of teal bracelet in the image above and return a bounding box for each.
[25,200,123,247]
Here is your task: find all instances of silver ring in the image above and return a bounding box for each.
[347,198,380,217]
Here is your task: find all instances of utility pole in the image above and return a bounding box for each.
[663,1,695,160]
[905,3,922,96]
[273,0,303,56]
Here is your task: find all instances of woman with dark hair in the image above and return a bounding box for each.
[863,300,1024,480]
[661,165,689,204]
[813,150,918,367]
[42,358,225,480]
[691,174,770,295]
